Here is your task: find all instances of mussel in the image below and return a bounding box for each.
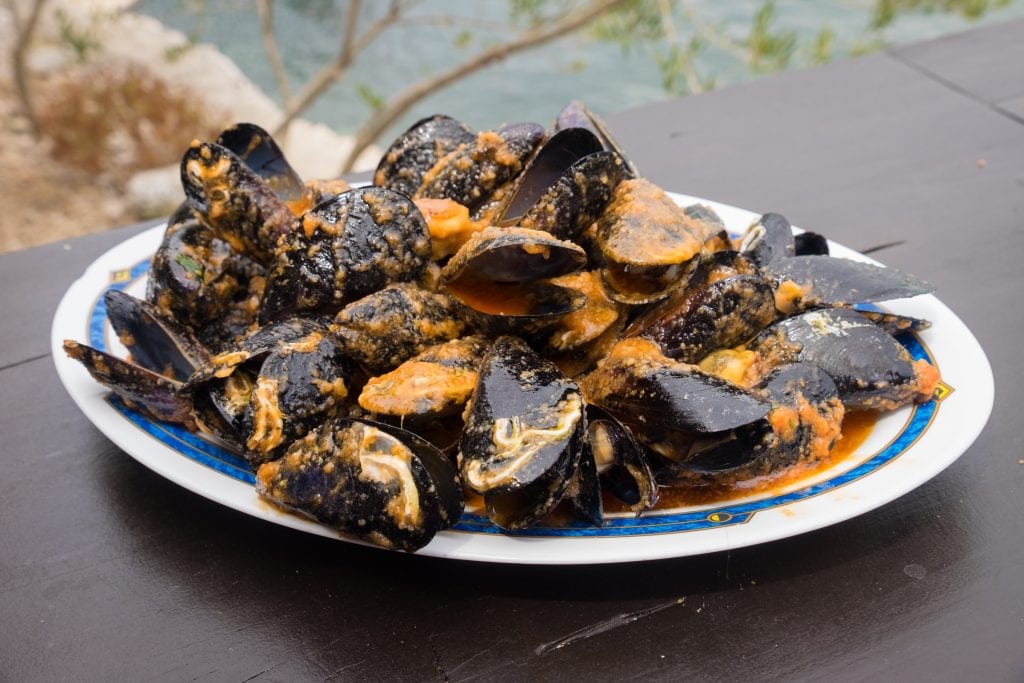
[594,178,706,304]
[459,336,586,530]
[259,188,432,323]
[256,418,464,552]
[750,307,939,409]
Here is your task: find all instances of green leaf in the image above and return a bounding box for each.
[355,82,386,112]
[810,25,834,65]
[174,253,205,280]
[454,30,473,50]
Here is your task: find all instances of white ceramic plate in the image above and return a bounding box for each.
[52,193,993,564]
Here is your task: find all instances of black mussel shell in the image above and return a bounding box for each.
[518,151,630,240]
[794,231,829,256]
[241,333,355,465]
[259,188,431,323]
[764,255,934,314]
[187,316,329,387]
[146,207,265,350]
[374,114,475,198]
[496,127,605,226]
[554,100,638,176]
[462,283,589,338]
[856,308,931,335]
[582,339,771,435]
[567,438,603,526]
[684,203,727,233]
[441,226,587,285]
[331,283,466,374]
[460,336,585,529]
[740,213,795,266]
[256,418,464,552]
[673,362,843,479]
[586,405,659,515]
[440,227,588,325]
[63,340,194,425]
[105,290,210,381]
[750,307,930,409]
[633,274,778,363]
[416,123,546,214]
[191,371,252,451]
[181,141,295,265]
[216,122,305,202]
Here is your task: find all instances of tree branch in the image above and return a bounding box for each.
[679,0,750,63]
[11,0,49,138]
[339,0,631,173]
[397,14,514,32]
[4,0,23,32]
[272,0,407,137]
[339,0,362,68]
[256,0,293,109]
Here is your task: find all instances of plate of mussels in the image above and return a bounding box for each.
[52,107,994,564]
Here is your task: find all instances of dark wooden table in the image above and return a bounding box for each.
[3,19,1022,681]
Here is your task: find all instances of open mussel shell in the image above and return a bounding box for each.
[545,270,623,352]
[331,283,467,374]
[567,438,603,526]
[216,122,305,202]
[582,338,771,435]
[186,316,329,387]
[441,227,587,285]
[750,307,934,409]
[669,363,844,481]
[586,405,659,515]
[241,333,355,465]
[259,187,431,324]
[739,213,795,266]
[764,255,934,315]
[146,206,266,349]
[630,274,777,364]
[416,122,546,214]
[63,340,195,426]
[554,100,639,177]
[856,308,931,335]
[374,114,475,198]
[595,178,706,305]
[440,227,588,326]
[104,290,210,381]
[519,151,630,240]
[460,336,586,530]
[256,417,464,552]
[496,128,604,224]
[181,141,296,266]
[494,127,630,240]
[358,335,489,419]
[191,370,252,451]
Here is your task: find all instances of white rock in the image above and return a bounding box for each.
[126,163,181,216]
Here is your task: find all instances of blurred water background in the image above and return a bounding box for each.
[138,0,1024,137]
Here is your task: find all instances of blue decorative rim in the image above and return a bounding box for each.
[93,259,941,538]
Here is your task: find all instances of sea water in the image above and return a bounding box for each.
[138,0,1024,139]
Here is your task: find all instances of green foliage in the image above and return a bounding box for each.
[355,82,385,112]
[870,0,1011,29]
[454,30,473,50]
[745,1,797,73]
[174,253,205,280]
[590,0,664,50]
[808,25,835,65]
[55,8,102,63]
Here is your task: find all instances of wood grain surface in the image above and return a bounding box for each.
[2,20,1022,681]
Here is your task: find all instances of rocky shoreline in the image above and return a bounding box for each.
[0,0,378,253]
